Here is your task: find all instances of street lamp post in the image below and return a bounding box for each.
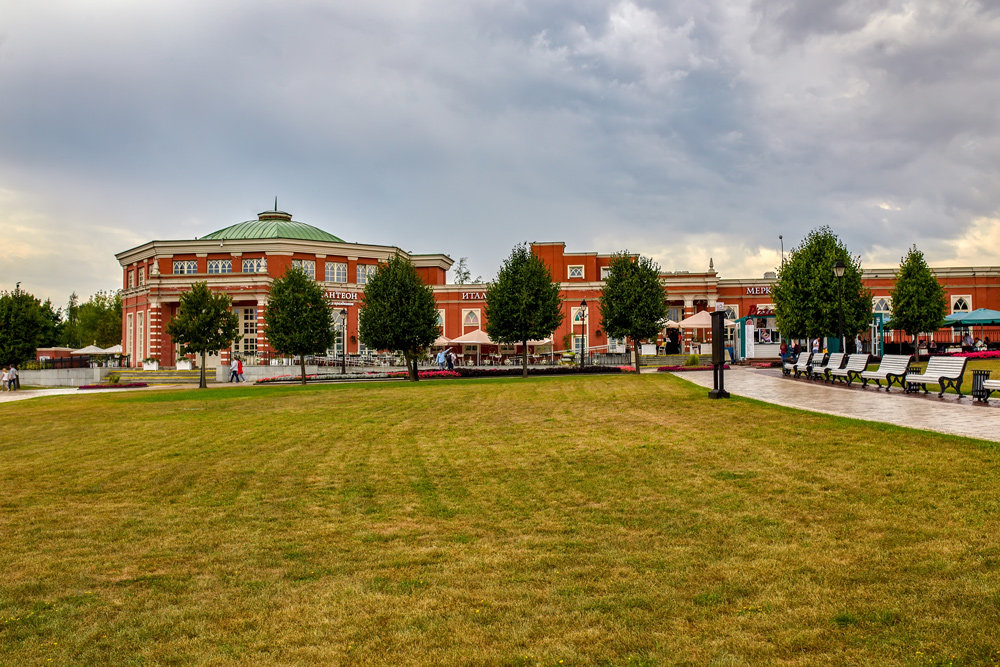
[579,299,587,368]
[833,259,846,353]
[779,235,784,267]
[340,308,348,375]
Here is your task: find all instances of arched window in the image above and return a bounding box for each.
[952,296,971,313]
[872,297,892,314]
[463,310,479,327]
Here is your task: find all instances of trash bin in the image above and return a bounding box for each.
[972,369,991,402]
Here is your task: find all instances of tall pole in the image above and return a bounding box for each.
[340,309,347,375]
[834,260,845,353]
[779,235,784,267]
[579,299,587,368]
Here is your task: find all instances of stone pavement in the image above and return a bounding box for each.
[673,366,1000,442]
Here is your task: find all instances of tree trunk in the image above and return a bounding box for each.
[634,339,641,374]
[199,350,207,389]
[405,351,418,381]
[522,338,528,378]
[300,355,307,385]
[914,333,920,360]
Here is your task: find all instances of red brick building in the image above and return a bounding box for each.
[116,207,1000,366]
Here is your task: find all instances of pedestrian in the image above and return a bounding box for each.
[237,357,245,382]
[854,334,862,354]
[779,341,788,364]
[1,367,8,391]
[9,365,17,391]
[229,358,239,382]
[446,349,455,370]
[437,349,446,370]
[811,338,820,354]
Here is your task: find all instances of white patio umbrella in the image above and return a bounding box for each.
[676,310,736,329]
[449,329,497,365]
[102,344,123,354]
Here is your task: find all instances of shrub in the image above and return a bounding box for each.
[106,373,120,384]
[685,354,701,366]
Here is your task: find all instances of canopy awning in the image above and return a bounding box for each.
[677,310,735,329]
[450,329,496,345]
[946,308,1000,326]
[515,337,552,347]
[102,344,123,354]
[71,345,107,355]
[432,335,451,347]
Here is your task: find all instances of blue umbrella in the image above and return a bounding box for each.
[956,308,1000,326]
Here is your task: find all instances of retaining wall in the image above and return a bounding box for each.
[21,367,111,387]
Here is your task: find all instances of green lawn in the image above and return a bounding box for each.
[2,375,1000,664]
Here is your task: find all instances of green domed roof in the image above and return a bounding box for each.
[202,210,344,242]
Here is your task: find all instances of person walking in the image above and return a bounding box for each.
[446,349,455,370]
[436,349,446,370]
[9,365,17,391]
[237,357,245,382]
[229,358,239,383]
[1,367,8,391]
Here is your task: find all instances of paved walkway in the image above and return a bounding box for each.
[673,367,1000,442]
[0,385,174,404]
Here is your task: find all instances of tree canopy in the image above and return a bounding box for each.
[165,282,240,388]
[358,254,439,381]
[599,252,667,372]
[485,243,564,377]
[0,287,52,366]
[772,227,871,344]
[62,291,122,348]
[264,266,335,384]
[889,245,947,354]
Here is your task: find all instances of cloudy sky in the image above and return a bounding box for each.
[2,0,999,306]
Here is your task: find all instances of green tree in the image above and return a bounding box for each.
[75,291,122,348]
[263,266,335,385]
[358,254,439,381]
[485,244,564,378]
[889,245,947,356]
[166,282,240,388]
[62,292,81,347]
[0,286,49,366]
[599,252,667,372]
[772,227,871,347]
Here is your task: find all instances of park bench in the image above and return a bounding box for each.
[787,352,814,379]
[981,378,1000,403]
[859,354,912,391]
[904,356,969,398]
[809,352,844,382]
[828,353,870,385]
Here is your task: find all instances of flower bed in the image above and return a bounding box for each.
[79,383,149,390]
[455,366,626,378]
[945,350,1000,359]
[387,370,461,379]
[656,365,730,372]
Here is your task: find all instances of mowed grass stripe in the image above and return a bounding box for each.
[1,374,999,664]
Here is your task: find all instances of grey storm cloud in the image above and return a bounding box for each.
[1,0,999,304]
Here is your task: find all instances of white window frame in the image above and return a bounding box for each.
[126,313,133,356]
[207,259,233,274]
[357,312,368,355]
[571,306,587,325]
[462,309,480,328]
[568,265,584,279]
[872,296,892,314]
[325,261,348,283]
[137,311,145,360]
[608,337,625,353]
[600,266,611,280]
[356,264,377,285]
[291,259,316,280]
[173,260,198,275]
[234,307,257,359]
[242,257,267,274]
[127,271,134,288]
[951,295,972,313]
[138,267,145,286]
[437,309,445,331]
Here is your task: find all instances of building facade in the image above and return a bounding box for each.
[116,208,1000,367]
